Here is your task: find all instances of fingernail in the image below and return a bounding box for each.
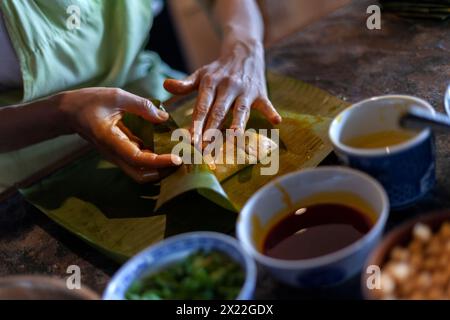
[157,109,169,120]
[273,115,282,124]
[171,155,183,166]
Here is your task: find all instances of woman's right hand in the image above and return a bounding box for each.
[58,88,182,183]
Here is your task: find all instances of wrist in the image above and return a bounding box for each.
[222,38,265,62]
[222,26,264,57]
[51,91,75,135]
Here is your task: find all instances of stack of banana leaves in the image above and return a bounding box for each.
[379,0,450,20]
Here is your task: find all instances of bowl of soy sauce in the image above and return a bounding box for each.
[237,166,389,288]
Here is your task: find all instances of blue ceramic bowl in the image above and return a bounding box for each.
[329,95,436,209]
[103,232,257,300]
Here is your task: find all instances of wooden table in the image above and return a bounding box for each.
[0,0,448,298]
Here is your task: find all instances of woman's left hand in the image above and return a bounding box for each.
[164,39,282,145]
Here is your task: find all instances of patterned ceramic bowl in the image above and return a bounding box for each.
[103,232,257,300]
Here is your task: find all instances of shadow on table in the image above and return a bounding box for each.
[20,151,237,261]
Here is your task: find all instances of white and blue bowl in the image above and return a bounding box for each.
[237,167,389,288]
[103,232,257,300]
[329,95,436,209]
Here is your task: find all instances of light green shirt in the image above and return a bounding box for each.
[0,0,183,105]
[0,0,184,192]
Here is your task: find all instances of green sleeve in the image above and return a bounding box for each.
[0,0,183,105]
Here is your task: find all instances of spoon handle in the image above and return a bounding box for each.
[400,106,450,133]
[445,84,450,116]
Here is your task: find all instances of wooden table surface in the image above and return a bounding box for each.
[0,0,449,299]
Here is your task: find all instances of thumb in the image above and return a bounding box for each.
[123,95,169,124]
[164,70,200,95]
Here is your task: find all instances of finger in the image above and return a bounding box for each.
[117,120,144,148]
[230,96,251,133]
[191,77,217,145]
[117,90,169,123]
[253,98,282,125]
[158,166,179,180]
[112,156,162,184]
[97,149,162,184]
[103,124,183,169]
[204,87,237,134]
[164,70,201,95]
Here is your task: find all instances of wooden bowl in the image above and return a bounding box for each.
[362,211,450,300]
[0,276,100,300]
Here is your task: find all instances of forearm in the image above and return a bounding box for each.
[212,0,265,54]
[0,94,68,153]
[165,0,280,135]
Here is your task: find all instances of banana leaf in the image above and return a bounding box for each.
[21,71,349,262]
[155,72,348,211]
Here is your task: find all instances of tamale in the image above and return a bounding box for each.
[204,131,279,181]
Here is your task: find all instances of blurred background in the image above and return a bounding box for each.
[149,0,350,73]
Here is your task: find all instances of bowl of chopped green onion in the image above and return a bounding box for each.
[103,232,257,300]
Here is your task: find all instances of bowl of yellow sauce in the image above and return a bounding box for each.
[329,95,436,209]
[345,130,417,150]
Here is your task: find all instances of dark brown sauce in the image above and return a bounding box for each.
[263,204,373,260]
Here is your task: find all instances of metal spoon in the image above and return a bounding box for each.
[445,83,450,116]
[400,106,450,133]
[400,86,450,133]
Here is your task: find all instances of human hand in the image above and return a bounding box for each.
[164,40,282,145]
[58,88,182,183]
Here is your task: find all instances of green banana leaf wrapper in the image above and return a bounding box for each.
[21,72,349,262]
